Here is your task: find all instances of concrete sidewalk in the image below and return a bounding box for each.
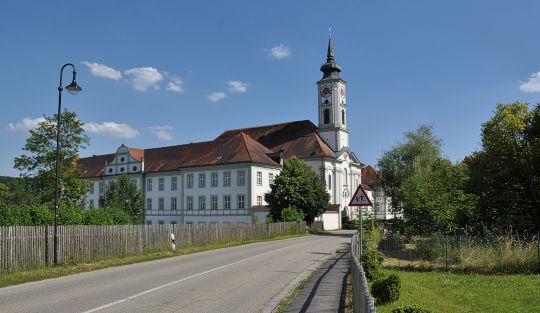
[284,247,350,313]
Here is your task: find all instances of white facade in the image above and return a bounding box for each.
[81,37,364,228]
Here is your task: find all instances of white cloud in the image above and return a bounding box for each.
[166,79,184,93]
[520,71,540,92]
[84,122,139,138]
[145,126,173,141]
[227,80,248,93]
[269,44,291,60]
[124,67,164,91]
[81,61,122,80]
[208,92,227,102]
[8,117,46,132]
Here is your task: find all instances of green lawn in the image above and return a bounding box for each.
[376,269,540,313]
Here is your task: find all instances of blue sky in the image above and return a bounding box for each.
[1,0,540,176]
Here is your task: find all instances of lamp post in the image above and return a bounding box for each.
[53,63,82,265]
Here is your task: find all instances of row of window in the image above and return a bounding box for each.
[146,194,247,211]
[146,221,247,225]
[89,179,138,195]
[185,171,245,189]
[89,171,276,195]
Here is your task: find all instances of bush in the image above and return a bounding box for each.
[391,305,431,313]
[372,274,401,304]
[379,232,406,250]
[414,236,443,261]
[361,248,384,281]
[280,205,304,222]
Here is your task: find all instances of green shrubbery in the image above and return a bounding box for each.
[372,274,401,304]
[391,305,431,313]
[361,248,383,281]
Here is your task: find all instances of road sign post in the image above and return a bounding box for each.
[349,185,373,257]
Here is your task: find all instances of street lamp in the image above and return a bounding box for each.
[53,63,82,265]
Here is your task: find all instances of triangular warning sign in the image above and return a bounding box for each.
[349,185,372,207]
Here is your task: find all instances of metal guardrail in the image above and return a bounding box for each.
[351,233,376,313]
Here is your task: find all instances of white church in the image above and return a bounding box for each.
[79,38,364,229]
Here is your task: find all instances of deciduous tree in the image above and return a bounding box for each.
[265,157,329,222]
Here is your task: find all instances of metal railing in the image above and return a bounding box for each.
[350,233,376,313]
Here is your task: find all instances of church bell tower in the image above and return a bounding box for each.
[317,36,349,152]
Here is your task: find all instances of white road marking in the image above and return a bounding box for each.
[81,238,322,313]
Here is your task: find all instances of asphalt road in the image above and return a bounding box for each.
[0,231,353,313]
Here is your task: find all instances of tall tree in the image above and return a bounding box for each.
[396,159,477,234]
[14,111,90,206]
[467,102,540,233]
[101,175,145,224]
[377,124,442,211]
[265,157,330,223]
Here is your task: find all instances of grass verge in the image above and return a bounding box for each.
[375,269,540,313]
[0,233,310,289]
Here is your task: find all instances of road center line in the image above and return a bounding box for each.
[81,238,322,313]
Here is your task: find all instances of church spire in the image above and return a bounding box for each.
[327,35,335,62]
[320,35,342,79]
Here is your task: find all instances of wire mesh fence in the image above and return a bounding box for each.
[377,231,540,274]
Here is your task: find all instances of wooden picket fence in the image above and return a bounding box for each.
[0,222,320,271]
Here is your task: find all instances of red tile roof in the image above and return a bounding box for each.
[326,204,341,212]
[216,120,334,158]
[129,148,144,161]
[78,132,280,177]
[361,165,384,187]
[79,154,115,178]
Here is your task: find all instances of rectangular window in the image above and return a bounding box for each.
[187,174,194,188]
[199,173,206,188]
[171,220,177,225]
[223,195,231,209]
[89,199,94,208]
[257,196,262,205]
[237,194,245,209]
[171,177,177,190]
[158,220,164,225]
[158,198,164,210]
[211,172,218,188]
[223,171,231,187]
[146,220,152,225]
[187,196,193,210]
[90,182,95,194]
[146,198,152,210]
[198,196,206,210]
[237,170,245,186]
[171,197,177,211]
[147,178,153,191]
[99,181,104,193]
[210,195,218,210]
[159,178,164,191]
[269,173,274,185]
[257,171,262,186]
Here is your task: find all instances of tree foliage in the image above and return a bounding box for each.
[396,159,477,234]
[378,125,442,211]
[100,175,145,224]
[265,157,329,222]
[280,205,305,222]
[466,102,540,233]
[13,110,90,206]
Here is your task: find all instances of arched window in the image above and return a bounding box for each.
[328,174,332,190]
[323,109,330,124]
[342,109,346,125]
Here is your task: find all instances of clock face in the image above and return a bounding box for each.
[320,85,332,98]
